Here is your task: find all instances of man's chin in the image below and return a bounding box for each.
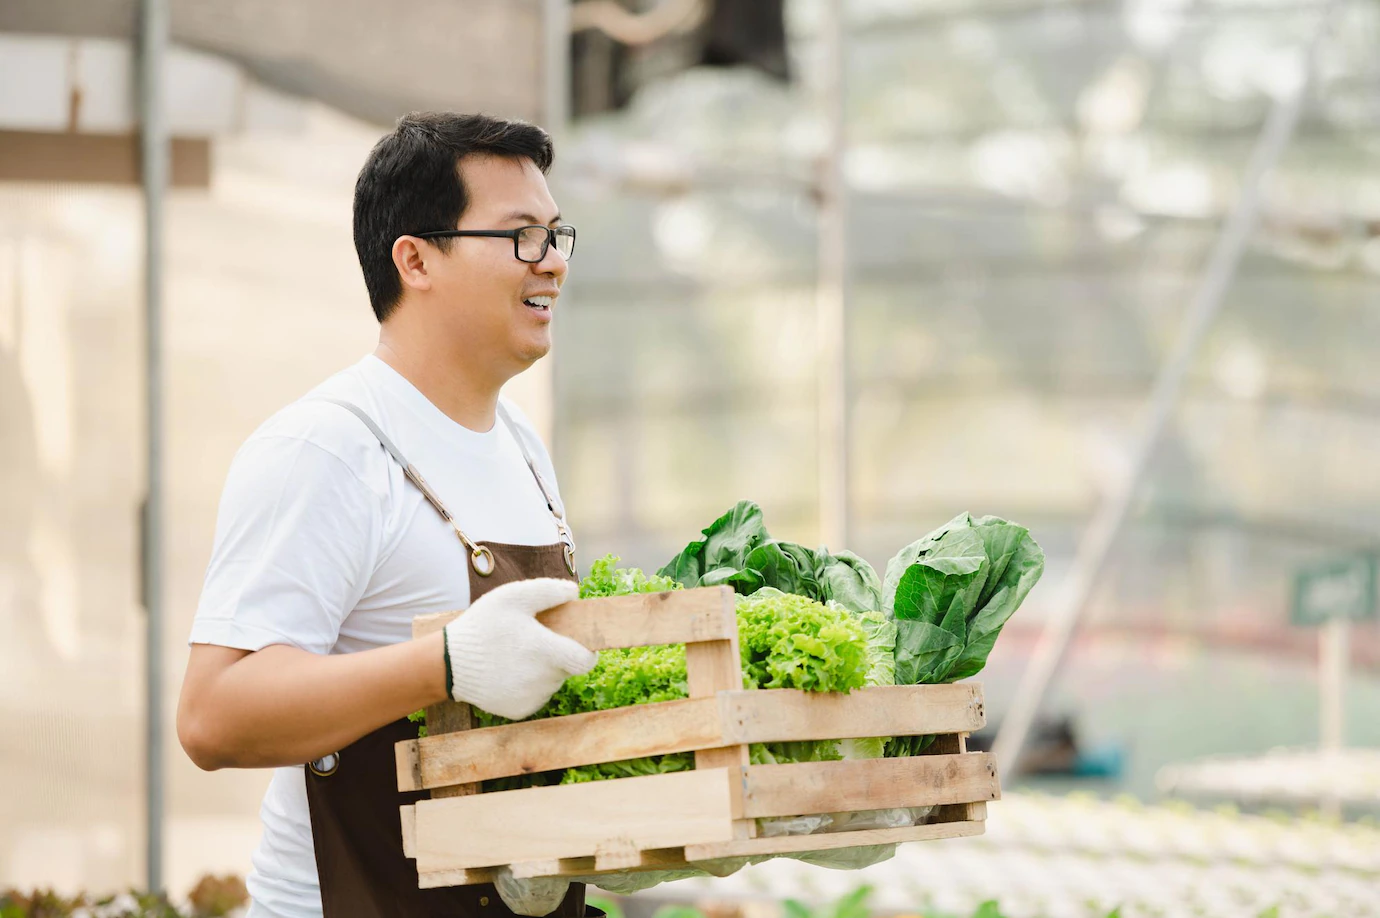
[512,336,552,368]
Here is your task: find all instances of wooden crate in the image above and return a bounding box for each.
[396,586,998,889]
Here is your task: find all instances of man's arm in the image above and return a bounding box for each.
[177,633,447,771]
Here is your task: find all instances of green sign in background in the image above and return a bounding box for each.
[1292,555,1378,626]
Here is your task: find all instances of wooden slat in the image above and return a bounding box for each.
[400,805,416,859]
[510,857,590,879]
[412,616,483,797]
[507,847,691,880]
[417,867,496,889]
[685,586,754,840]
[740,753,1000,819]
[684,819,985,861]
[412,768,737,872]
[396,683,989,793]
[721,683,985,744]
[926,731,968,756]
[0,131,211,187]
[424,818,989,886]
[397,697,724,791]
[411,587,735,648]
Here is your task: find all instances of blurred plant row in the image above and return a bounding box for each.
[593,886,1296,918]
[0,876,246,918]
[593,887,1130,918]
[3,879,1298,918]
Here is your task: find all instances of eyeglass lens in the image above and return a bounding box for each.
[516,226,576,263]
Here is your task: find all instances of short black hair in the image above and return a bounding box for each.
[352,112,554,322]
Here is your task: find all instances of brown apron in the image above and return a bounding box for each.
[302,401,589,918]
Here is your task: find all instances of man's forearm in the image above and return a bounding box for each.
[179,633,449,770]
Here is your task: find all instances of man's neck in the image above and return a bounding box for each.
[373,339,506,432]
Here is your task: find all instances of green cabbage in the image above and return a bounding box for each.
[657,501,883,614]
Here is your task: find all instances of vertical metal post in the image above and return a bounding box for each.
[543,0,571,134]
[1319,616,1347,818]
[540,0,570,454]
[817,0,849,550]
[139,0,169,895]
[992,2,1336,777]
[1319,618,1347,752]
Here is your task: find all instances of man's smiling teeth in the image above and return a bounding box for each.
[524,295,553,310]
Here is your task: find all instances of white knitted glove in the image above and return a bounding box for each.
[443,578,596,720]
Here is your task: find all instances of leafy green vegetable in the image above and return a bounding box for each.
[818,549,884,614]
[736,588,868,694]
[883,513,1043,686]
[406,709,427,738]
[657,500,882,614]
[856,610,897,687]
[478,558,872,784]
[881,514,1044,757]
[579,553,681,598]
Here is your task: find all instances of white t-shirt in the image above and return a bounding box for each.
[188,354,567,918]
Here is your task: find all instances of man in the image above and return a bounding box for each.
[178,112,599,918]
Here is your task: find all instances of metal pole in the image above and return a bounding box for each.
[817,0,849,550]
[1319,618,1347,753]
[1319,616,1347,818]
[992,2,1336,777]
[541,0,570,454]
[139,0,169,895]
[543,0,571,134]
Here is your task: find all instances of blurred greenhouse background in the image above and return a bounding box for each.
[2,0,1379,915]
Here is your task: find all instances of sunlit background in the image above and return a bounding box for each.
[2,0,1379,916]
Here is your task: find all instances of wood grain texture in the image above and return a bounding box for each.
[683,819,985,861]
[397,697,724,791]
[416,867,496,889]
[410,587,735,648]
[685,585,754,839]
[721,683,985,744]
[740,753,1000,819]
[396,684,988,792]
[412,768,737,872]
[400,805,416,859]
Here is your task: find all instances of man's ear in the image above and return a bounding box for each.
[392,236,432,294]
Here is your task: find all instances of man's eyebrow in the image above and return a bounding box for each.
[503,210,561,226]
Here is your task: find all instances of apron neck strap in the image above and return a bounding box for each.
[318,398,573,576]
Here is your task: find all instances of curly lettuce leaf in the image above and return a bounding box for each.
[579,553,681,598]
[736,588,869,694]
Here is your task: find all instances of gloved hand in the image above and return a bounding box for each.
[443,578,596,720]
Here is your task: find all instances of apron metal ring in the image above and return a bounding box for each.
[562,542,576,576]
[471,544,496,577]
[308,752,340,777]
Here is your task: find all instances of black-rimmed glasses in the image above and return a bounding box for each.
[414,224,576,263]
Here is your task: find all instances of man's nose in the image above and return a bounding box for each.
[534,243,568,278]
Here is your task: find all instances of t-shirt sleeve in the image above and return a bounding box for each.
[189,434,383,655]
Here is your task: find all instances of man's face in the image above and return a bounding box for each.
[421,155,567,377]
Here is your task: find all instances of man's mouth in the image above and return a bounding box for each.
[523,295,554,312]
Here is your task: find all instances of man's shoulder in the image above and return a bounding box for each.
[240,360,390,480]
[497,397,553,461]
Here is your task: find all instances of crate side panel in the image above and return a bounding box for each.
[722,683,984,744]
[684,819,984,861]
[741,753,999,818]
[411,587,734,648]
[399,696,725,791]
[413,767,736,871]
